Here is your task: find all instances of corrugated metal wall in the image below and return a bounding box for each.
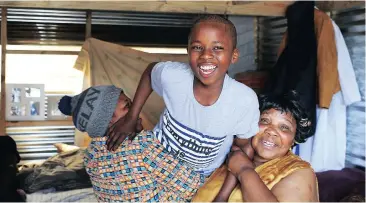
[256,16,286,70]
[1,7,196,46]
[7,94,75,165]
[257,7,365,169]
[91,11,195,46]
[7,8,86,45]
[8,126,75,165]
[331,7,365,169]
[228,16,256,77]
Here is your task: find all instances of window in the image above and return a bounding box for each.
[5,45,83,94]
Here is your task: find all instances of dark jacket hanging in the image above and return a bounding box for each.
[263,1,317,139]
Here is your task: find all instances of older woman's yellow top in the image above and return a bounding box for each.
[192,151,314,202]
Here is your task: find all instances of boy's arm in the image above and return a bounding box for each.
[234,137,254,159]
[213,172,238,202]
[234,138,250,148]
[107,62,157,151]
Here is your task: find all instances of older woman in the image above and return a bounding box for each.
[192,91,319,202]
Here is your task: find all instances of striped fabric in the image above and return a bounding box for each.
[158,110,226,172]
[84,130,205,202]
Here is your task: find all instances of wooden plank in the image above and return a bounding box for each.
[316,1,365,12]
[6,50,79,55]
[85,10,92,39]
[0,1,293,16]
[0,8,7,135]
[6,120,73,127]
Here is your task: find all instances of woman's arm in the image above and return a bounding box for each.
[237,168,278,202]
[106,62,157,151]
[228,151,318,202]
[213,172,238,202]
[270,168,319,202]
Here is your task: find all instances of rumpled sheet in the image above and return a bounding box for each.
[26,188,96,202]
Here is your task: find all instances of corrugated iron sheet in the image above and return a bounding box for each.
[256,16,287,70]
[7,8,86,45]
[91,11,195,27]
[1,8,195,46]
[7,126,75,165]
[91,10,195,46]
[332,7,365,169]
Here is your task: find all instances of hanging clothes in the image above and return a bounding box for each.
[275,6,340,166]
[277,9,340,109]
[263,1,318,138]
[291,10,361,171]
[305,20,361,172]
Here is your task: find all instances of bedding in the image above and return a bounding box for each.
[17,148,92,194]
[26,188,97,202]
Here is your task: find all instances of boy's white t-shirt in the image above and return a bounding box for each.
[151,61,259,176]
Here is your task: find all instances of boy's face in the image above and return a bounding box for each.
[188,21,239,87]
[110,93,131,125]
[109,93,142,131]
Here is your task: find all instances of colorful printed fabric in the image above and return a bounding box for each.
[84,130,206,202]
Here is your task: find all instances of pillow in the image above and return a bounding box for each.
[54,143,80,153]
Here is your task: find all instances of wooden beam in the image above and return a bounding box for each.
[6,120,73,127]
[0,8,7,135]
[6,50,79,55]
[85,10,92,39]
[0,1,294,16]
[316,1,365,12]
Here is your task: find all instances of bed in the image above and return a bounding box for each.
[17,144,97,202]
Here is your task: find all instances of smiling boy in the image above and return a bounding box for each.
[108,15,260,177]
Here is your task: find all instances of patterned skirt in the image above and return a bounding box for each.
[84,130,206,202]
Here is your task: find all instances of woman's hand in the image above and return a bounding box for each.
[106,113,142,151]
[227,149,255,178]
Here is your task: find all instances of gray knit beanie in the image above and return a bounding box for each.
[58,85,122,137]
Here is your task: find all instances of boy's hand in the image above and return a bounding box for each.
[106,115,142,151]
[228,137,255,177]
[227,149,254,178]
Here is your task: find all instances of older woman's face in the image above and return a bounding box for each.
[252,108,297,161]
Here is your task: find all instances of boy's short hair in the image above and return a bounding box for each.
[188,15,237,49]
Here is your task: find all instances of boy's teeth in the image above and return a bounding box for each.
[199,65,216,70]
[263,140,275,147]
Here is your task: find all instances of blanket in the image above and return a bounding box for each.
[18,149,92,194]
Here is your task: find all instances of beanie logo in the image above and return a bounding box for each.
[78,87,101,131]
